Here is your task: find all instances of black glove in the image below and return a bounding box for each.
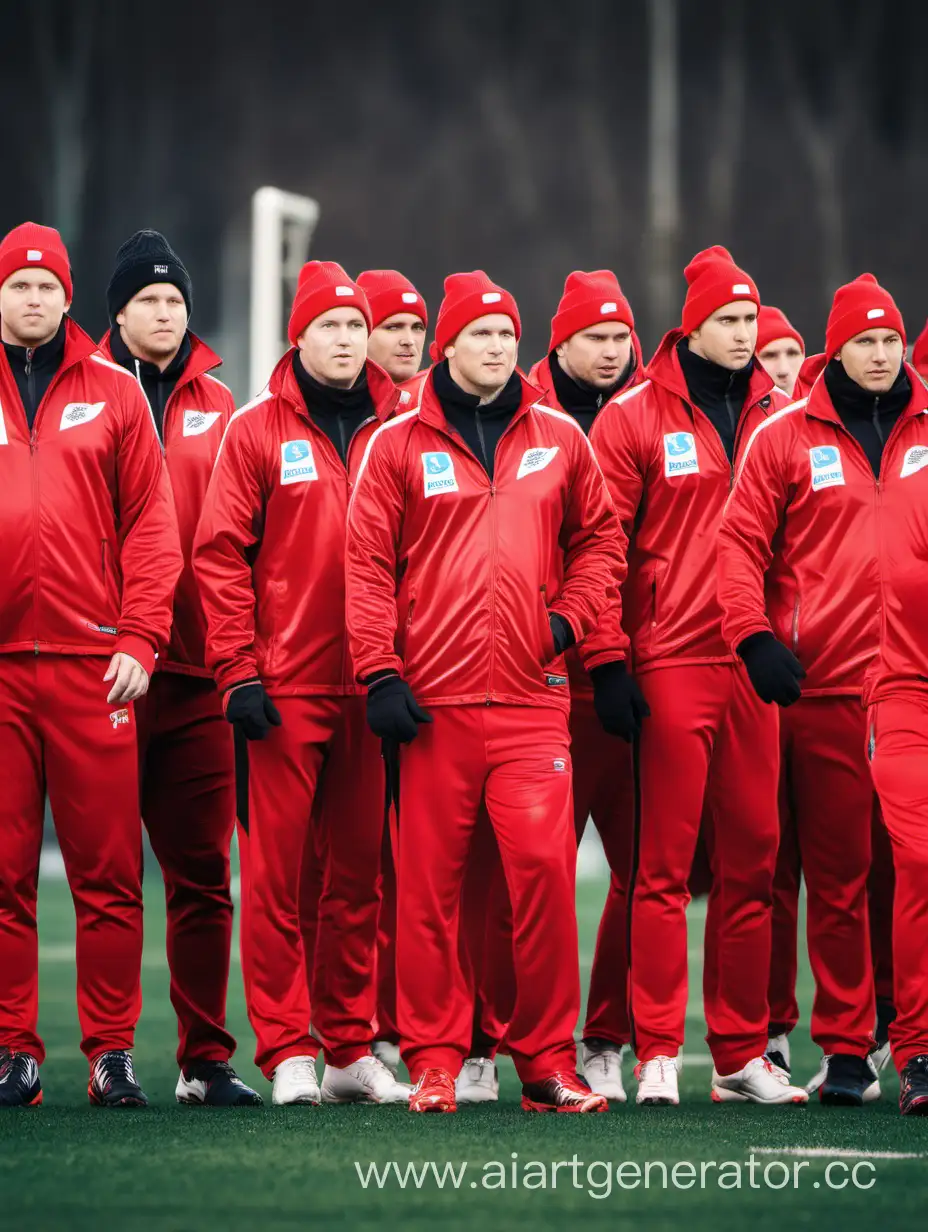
[366,674,433,743]
[549,613,575,656]
[590,660,651,741]
[738,632,806,707]
[224,681,283,741]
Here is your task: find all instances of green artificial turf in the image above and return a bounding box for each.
[1,849,924,1232]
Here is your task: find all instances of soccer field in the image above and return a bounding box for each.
[2,850,925,1232]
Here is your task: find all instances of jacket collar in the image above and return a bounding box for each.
[272,349,402,424]
[645,327,775,411]
[416,365,543,433]
[805,360,928,428]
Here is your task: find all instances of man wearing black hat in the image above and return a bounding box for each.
[101,230,260,1107]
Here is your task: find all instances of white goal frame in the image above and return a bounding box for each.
[249,186,321,395]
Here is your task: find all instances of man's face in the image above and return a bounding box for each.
[688,301,758,370]
[0,269,68,347]
[557,322,633,390]
[446,314,518,398]
[117,283,188,364]
[367,312,426,381]
[838,328,904,393]
[298,306,368,387]
[758,337,804,397]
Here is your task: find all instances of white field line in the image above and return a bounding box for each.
[749,1146,926,1161]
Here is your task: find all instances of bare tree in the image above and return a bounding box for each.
[30,0,99,244]
[772,1,873,302]
[646,0,680,339]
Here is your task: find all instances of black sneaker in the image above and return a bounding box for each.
[88,1050,148,1107]
[899,1055,928,1116]
[819,1053,880,1107]
[176,1061,263,1107]
[0,1052,42,1107]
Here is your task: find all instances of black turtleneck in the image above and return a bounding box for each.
[823,359,910,478]
[109,325,191,439]
[548,351,634,436]
[676,339,753,464]
[292,352,374,465]
[3,319,67,431]
[432,361,522,480]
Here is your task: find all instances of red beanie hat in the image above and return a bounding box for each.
[756,305,804,355]
[681,245,758,335]
[431,270,521,360]
[356,270,427,330]
[548,270,634,352]
[912,318,928,378]
[287,260,372,346]
[0,222,72,302]
[825,273,905,358]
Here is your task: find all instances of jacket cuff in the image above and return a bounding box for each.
[114,633,156,678]
[731,621,774,658]
[221,678,261,715]
[581,648,627,673]
[354,653,404,684]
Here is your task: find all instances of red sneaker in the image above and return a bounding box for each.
[521,1072,609,1113]
[409,1067,457,1114]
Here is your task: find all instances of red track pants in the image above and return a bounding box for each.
[868,694,928,1072]
[397,705,578,1084]
[136,673,236,1065]
[631,663,778,1074]
[458,810,516,1057]
[768,710,889,1044]
[244,694,384,1076]
[0,654,143,1063]
[571,696,635,1048]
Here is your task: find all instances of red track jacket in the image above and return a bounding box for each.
[718,373,887,696]
[99,331,234,677]
[345,369,624,711]
[585,330,787,672]
[193,351,407,697]
[0,318,182,676]
[526,345,642,699]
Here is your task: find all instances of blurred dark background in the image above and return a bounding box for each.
[3,0,925,400]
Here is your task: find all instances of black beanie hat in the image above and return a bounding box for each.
[107,229,193,323]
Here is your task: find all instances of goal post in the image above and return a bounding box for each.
[249,186,321,396]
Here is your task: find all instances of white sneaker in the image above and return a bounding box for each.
[371,1040,401,1077]
[582,1042,627,1103]
[766,1034,791,1074]
[320,1054,411,1104]
[805,1053,881,1104]
[712,1055,808,1104]
[870,1041,892,1073]
[455,1057,499,1104]
[272,1055,321,1106]
[635,1055,680,1105]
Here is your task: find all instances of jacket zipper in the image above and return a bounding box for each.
[341,414,377,687]
[474,411,491,474]
[406,596,416,631]
[486,483,498,704]
[791,595,800,653]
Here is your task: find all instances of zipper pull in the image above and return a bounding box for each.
[25,347,34,376]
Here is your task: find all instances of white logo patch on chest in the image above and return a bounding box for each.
[422,451,459,497]
[809,446,845,491]
[900,445,928,478]
[183,410,221,437]
[280,439,319,485]
[60,401,105,431]
[516,446,559,480]
[663,432,699,477]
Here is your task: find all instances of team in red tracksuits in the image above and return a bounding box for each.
[718,315,887,1100]
[99,229,255,1105]
[346,271,623,1114]
[195,262,410,1105]
[528,271,645,1093]
[587,247,806,1105]
[0,223,182,1107]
